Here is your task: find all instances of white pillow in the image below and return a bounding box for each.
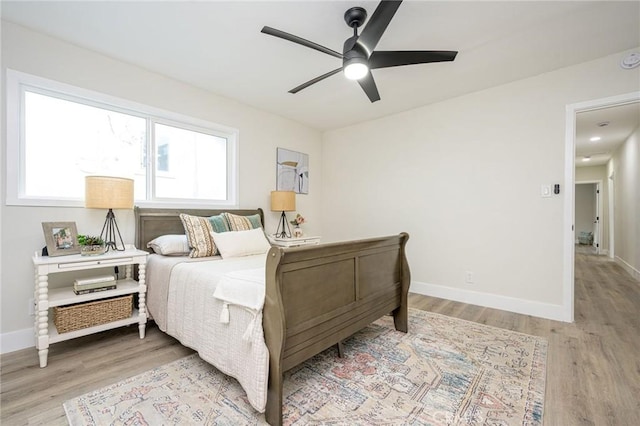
[147,234,190,256]
[210,228,271,258]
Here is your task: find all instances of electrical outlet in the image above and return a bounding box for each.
[465,271,474,284]
[28,298,35,316]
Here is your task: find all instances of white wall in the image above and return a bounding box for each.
[0,21,323,352]
[322,47,640,320]
[609,125,640,279]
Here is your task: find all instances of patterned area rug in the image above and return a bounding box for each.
[64,309,546,425]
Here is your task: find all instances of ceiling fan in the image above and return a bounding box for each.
[261,0,458,103]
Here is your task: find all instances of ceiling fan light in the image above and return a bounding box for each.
[344,60,368,80]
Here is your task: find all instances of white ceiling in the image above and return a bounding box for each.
[575,102,640,168]
[1,1,639,134]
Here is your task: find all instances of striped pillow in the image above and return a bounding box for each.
[209,214,231,233]
[223,212,262,231]
[179,214,217,257]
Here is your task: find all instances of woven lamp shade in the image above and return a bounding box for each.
[85,176,134,209]
[270,191,295,212]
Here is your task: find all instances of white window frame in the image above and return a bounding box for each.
[6,69,239,208]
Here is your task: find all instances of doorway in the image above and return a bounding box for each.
[563,91,640,322]
[575,182,601,255]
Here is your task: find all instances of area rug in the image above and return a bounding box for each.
[64,309,547,425]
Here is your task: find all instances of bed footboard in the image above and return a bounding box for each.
[263,233,410,425]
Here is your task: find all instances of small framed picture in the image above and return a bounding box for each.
[42,222,80,257]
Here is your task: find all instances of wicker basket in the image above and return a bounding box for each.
[53,294,133,333]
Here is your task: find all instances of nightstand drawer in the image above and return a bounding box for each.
[270,236,321,247]
[57,257,133,269]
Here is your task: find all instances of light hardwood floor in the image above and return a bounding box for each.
[1,251,639,425]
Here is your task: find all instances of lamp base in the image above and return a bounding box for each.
[100,209,126,251]
[274,211,292,238]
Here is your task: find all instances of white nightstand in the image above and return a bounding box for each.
[270,236,321,248]
[32,247,148,367]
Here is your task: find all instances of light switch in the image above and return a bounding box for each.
[541,184,551,198]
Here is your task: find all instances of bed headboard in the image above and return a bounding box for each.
[134,206,265,253]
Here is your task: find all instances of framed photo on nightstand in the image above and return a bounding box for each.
[42,222,80,256]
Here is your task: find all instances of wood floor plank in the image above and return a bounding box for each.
[1,250,638,425]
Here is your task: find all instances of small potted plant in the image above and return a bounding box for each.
[77,235,106,256]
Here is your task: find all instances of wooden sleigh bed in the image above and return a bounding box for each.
[135,207,410,425]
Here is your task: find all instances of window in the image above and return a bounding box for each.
[153,123,228,200]
[6,69,238,207]
[157,143,169,172]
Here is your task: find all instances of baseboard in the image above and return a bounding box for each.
[615,256,640,282]
[0,327,35,354]
[409,281,569,322]
[3,281,577,353]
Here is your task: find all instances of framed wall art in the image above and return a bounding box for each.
[42,222,80,256]
[276,148,309,194]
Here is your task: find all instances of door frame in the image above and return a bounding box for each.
[564,91,640,322]
[608,172,615,259]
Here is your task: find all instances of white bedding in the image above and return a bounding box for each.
[145,253,269,412]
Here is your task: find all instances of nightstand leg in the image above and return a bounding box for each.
[138,262,147,339]
[38,349,49,368]
[35,271,49,367]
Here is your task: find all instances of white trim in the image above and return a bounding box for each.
[0,328,35,354]
[563,104,576,322]
[595,181,601,254]
[608,171,615,259]
[564,91,640,324]
[615,256,640,281]
[409,281,568,322]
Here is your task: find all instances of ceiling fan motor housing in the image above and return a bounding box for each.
[344,7,367,29]
[343,36,368,62]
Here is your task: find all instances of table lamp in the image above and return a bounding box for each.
[85,176,134,251]
[270,190,295,238]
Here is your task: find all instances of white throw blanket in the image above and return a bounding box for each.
[213,267,266,341]
[213,268,266,311]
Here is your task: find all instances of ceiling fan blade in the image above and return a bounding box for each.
[369,50,458,69]
[357,0,403,55]
[289,68,343,94]
[358,71,381,103]
[261,26,343,59]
